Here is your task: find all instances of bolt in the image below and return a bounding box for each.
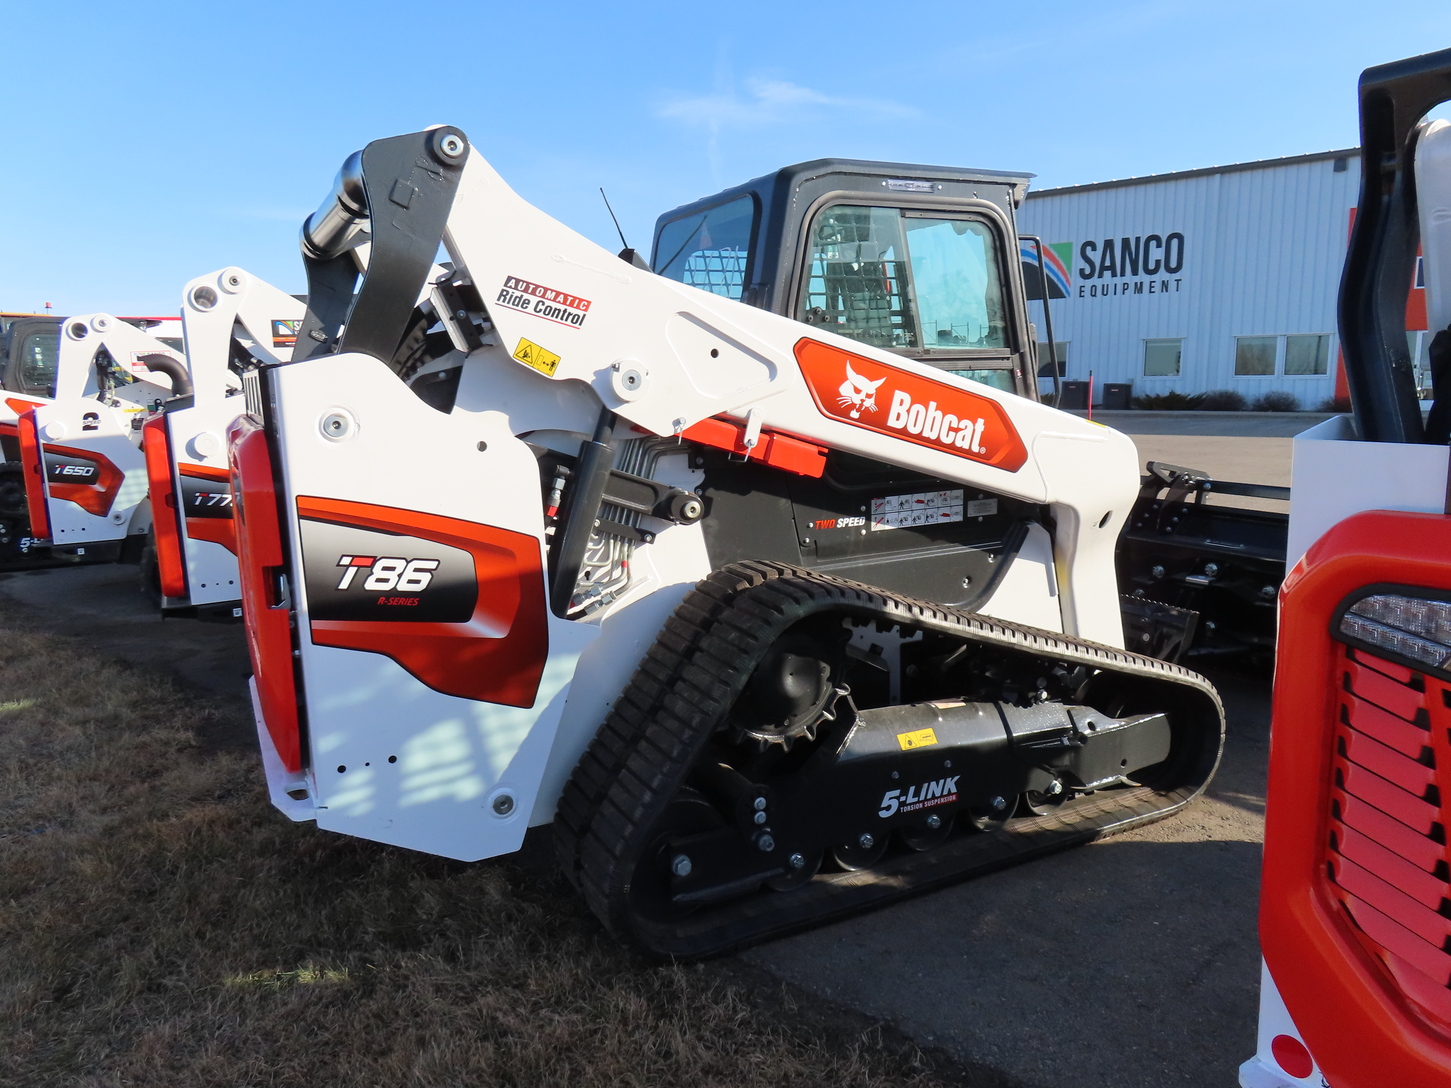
[789,852,806,870]
[680,498,703,520]
[961,577,972,589]
[1260,584,1276,600]
[800,537,811,545]
[1204,563,1220,578]
[671,854,692,877]
[990,796,1007,811]
[1151,565,1165,578]
[753,796,767,811]
[858,833,875,850]
[753,810,768,825]
[491,794,514,816]
[925,814,942,830]
[1045,779,1063,796]
[757,833,776,852]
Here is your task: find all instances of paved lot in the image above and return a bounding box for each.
[0,422,1295,1088]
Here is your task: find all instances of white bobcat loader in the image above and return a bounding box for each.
[20,272,305,615]
[17,316,184,565]
[232,128,1224,957]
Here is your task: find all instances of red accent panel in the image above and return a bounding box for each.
[1336,792,1443,870]
[142,417,187,598]
[1340,725,1435,797]
[1346,660,1425,722]
[1351,646,1418,685]
[1338,760,1438,833]
[228,415,302,773]
[1345,692,1432,759]
[681,416,827,477]
[298,496,549,708]
[1261,510,1451,1084]
[794,338,1027,472]
[5,398,42,417]
[16,410,50,540]
[1338,827,1446,909]
[179,463,238,554]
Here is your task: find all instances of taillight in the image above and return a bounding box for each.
[142,416,187,598]
[228,414,303,773]
[16,410,50,541]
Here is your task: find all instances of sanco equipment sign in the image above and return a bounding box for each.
[1026,234,1187,299]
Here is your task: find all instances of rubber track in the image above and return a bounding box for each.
[556,560,1224,959]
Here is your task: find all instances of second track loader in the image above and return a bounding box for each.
[233,129,1224,956]
[19,271,304,616]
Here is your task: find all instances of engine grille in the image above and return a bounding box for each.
[1326,644,1451,1027]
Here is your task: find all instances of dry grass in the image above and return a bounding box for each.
[0,611,1014,1088]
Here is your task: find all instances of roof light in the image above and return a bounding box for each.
[1340,593,1451,670]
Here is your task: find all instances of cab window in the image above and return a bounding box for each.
[797,205,1009,357]
[654,195,755,300]
[13,326,58,398]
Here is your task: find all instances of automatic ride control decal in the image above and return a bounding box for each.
[795,339,1027,472]
[296,496,548,708]
[496,275,592,329]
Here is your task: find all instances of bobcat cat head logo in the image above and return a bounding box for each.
[837,362,886,419]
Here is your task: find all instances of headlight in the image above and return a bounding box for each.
[1339,592,1451,671]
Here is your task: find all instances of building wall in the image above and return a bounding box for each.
[1017,154,1364,407]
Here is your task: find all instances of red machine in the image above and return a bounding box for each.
[1241,47,1451,1088]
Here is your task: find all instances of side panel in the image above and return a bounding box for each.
[24,399,148,547]
[1260,510,1451,1087]
[167,398,246,606]
[269,353,598,861]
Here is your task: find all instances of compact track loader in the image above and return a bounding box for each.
[19,272,303,615]
[648,162,1288,664]
[234,130,1224,957]
[1241,48,1451,1088]
[0,313,181,567]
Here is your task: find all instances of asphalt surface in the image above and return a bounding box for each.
[0,422,1289,1088]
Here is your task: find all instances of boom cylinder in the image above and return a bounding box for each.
[301,150,368,261]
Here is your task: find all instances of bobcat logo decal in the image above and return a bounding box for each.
[837,362,886,419]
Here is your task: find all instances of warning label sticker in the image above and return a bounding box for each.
[896,727,938,751]
[870,489,964,532]
[513,337,560,376]
[496,275,592,329]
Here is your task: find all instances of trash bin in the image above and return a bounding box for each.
[1102,382,1133,410]
[1058,380,1089,409]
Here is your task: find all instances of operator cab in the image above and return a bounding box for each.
[650,159,1041,399]
[0,316,61,399]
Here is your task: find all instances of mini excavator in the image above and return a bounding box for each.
[232,131,1224,957]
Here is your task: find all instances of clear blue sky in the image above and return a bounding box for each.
[3,1,1449,316]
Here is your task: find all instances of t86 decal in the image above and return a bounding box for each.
[300,519,476,624]
[794,338,1027,472]
[294,496,548,708]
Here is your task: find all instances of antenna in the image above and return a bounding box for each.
[600,188,629,251]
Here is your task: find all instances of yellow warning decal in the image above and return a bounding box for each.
[896,727,938,751]
[513,337,560,377]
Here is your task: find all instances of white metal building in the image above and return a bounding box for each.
[1015,149,1432,408]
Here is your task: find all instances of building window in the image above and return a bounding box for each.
[1284,334,1330,375]
[1036,341,1068,377]
[1143,338,1182,377]
[1234,335,1278,376]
